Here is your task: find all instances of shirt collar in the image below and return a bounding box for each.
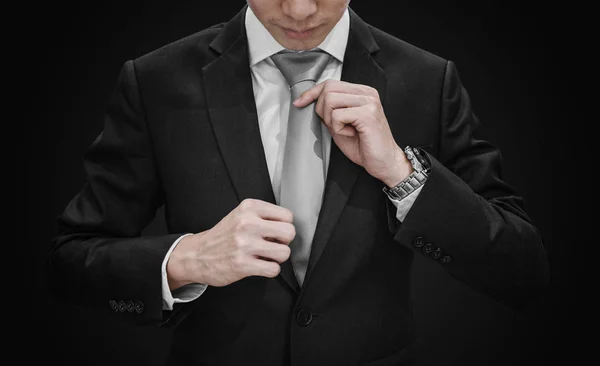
[245,6,349,67]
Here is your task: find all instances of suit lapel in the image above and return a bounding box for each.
[202,6,300,294]
[303,8,386,287]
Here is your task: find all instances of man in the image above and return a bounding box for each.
[49,0,549,365]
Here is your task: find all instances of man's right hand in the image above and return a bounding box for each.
[166,199,295,290]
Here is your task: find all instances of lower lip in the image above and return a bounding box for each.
[284,27,316,40]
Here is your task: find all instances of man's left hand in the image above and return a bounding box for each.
[294,80,412,187]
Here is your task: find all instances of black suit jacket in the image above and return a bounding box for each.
[49,6,549,366]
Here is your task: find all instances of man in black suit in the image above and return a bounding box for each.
[49,0,549,365]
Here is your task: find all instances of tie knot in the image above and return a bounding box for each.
[271,50,331,87]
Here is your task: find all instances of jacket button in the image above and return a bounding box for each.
[422,243,434,254]
[430,248,443,259]
[296,308,313,326]
[441,255,452,264]
[126,301,135,313]
[117,300,126,312]
[109,300,118,312]
[134,301,145,314]
[413,236,425,248]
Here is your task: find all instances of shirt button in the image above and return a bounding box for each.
[296,308,313,326]
[413,236,426,248]
[441,255,452,264]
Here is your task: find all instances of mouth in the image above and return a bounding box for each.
[281,26,319,40]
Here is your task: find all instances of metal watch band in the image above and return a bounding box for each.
[382,146,430,201]
[383,170,428,200]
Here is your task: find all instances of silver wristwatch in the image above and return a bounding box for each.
[382,146,430,201]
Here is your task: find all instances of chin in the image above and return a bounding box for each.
[277,35,323,51]
[283,42,317,51]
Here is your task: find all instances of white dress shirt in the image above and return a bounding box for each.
[161,6,423,310]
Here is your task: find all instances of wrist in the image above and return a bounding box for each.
[380,146,414,188]
[166,234,198,291]
[382,146,430,201]
[168,276,193,292]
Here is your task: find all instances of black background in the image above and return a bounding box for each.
[23,0,569,365]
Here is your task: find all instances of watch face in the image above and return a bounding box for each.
[415,150,431,171]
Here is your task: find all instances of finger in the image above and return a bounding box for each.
[293,80,378,108]
[247,257,282,278]
[260,221,296,244]
[315,92,370,129]
[336,126,357,137]
[252,240,292,264]
[330,106,364,136]
[238,199,294,223]
[293,81,326,107]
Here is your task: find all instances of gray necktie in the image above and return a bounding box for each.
[271,50,331,286]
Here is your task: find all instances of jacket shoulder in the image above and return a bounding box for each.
[132,22,226,71]
[367,24,448,73]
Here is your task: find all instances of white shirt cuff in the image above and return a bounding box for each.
[161,233,208,311]
[387,185,424,222]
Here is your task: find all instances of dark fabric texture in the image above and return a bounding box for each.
[48,5,549,366]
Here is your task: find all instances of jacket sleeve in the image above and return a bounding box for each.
[392,60,550,308]
[48,60,193,327]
